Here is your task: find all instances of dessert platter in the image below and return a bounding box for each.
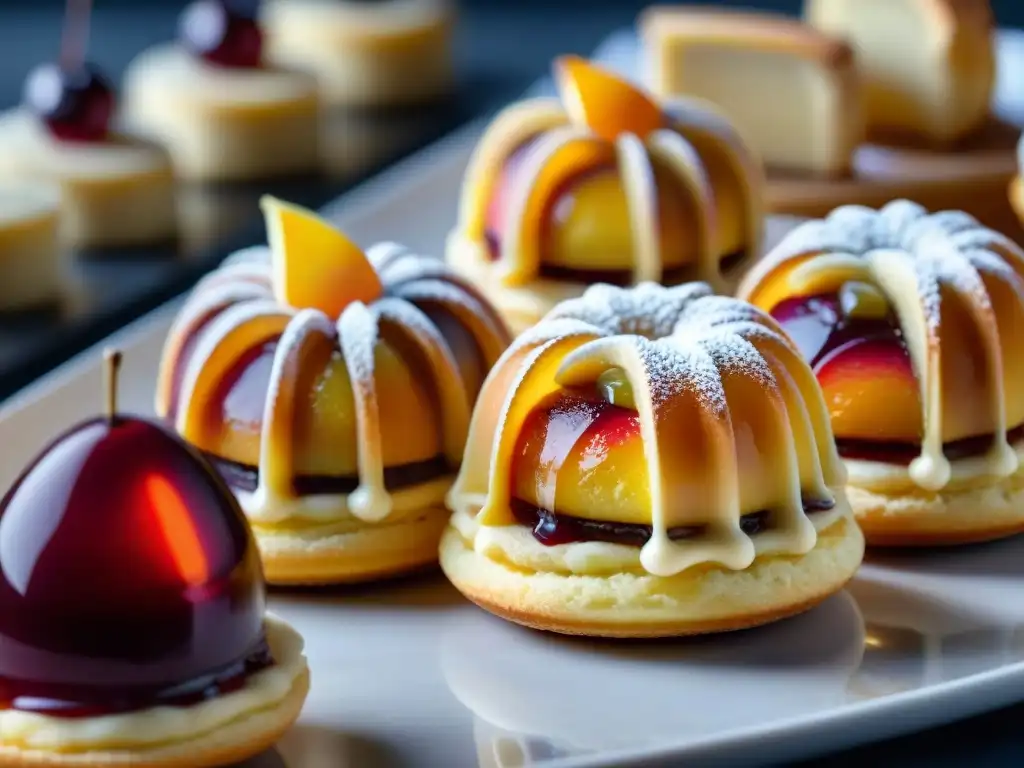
[5,39,1024,763]
[5,2,1024,767]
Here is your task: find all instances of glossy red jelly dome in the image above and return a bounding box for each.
[0,415,267,716]
[180,0,263,69]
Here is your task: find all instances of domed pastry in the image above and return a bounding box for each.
[123,0,320,182]
[0,0,176,249]
[446,56,765,334]
[441,282,864,638]
[263,0,454,108]
[805,0,995,145]
[0,182,65,311]
[739,200,1024,546]
[157,197,511,585]
[0,351,309,768]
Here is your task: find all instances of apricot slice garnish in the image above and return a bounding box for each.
[261,195,383,318]
[555,55,664,141]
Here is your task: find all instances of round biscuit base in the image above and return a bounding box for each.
[439,516,864,638]
[254,508,449,585]
[849,478,1024,547]
[0,649,309,768]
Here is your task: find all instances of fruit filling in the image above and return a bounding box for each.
[483,139,744,283]
[180,0,263,69]
[770,286,1024,463]
[188,337,451,495]
[508,373,833,548]
[0,417,271,717]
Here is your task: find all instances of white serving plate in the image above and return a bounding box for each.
[4,117,1024,768]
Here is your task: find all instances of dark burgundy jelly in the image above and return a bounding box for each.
[180,0,263,69]
[0,415,270,717]
[510,387,834,547]
[22,62,114,143]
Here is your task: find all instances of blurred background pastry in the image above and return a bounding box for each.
[123,0,320,181]
[156,197,510,584]
[263,0,454,108]
[740,200,1024,546]
[640,1,1022,238]
[0,0,176,249]
[0,182,65,311]
[447,55,764,333]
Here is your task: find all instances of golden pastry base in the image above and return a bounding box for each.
[767,116,1024,241]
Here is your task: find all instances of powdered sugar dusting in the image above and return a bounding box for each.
[545,281,712,338]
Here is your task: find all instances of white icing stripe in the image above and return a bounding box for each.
[253,310,337,507]
[374,297,471,466]
[501,125,597,284]
[614,133,660,284]
[646,129,717,286]
[191,261,273,296]
[175,300,290,437]
[337,301,391,523]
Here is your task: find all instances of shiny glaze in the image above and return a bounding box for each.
[0,416,269,716]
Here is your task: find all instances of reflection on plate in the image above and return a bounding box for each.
[441,593,865,765]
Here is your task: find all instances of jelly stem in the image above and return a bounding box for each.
[103,348,122,425]
[59,0,93,72]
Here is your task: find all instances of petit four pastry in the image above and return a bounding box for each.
[123,0,320,181]
[263,0,454,108]
[0,2,176,249]
[641,7,865,177]
[441,282,864,637]
[0,182,65,311]
[447,56,765,334]
[156,197,511,584]
[740,200,1024,546]
[0,350,309,767]
[805,0,995,145]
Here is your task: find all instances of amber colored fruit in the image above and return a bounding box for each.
[0,415,266,715]
[555,55,664,141]
[261,195,383,319]
[511,388,651,523]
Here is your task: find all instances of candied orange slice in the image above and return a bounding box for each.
[261,196,383,318]
[555,56,664,141]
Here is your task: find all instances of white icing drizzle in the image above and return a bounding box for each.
[337,301,391,522]
[252,310,337,514]
[157,240,510,526]
[739,199,1024,491]
[454,282,846,577]
[614,132,660,284]
[453,92,759,294]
